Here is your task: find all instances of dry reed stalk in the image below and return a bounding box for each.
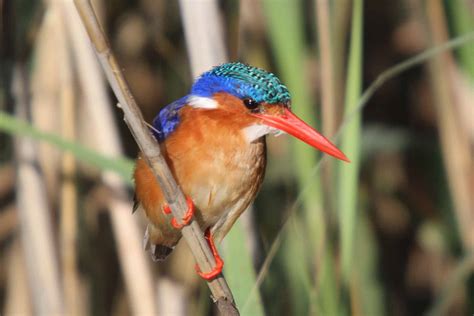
[316,0,337,138]
[315,0,337,223]
[333,0,351,124]
[13,65,64,315]
[72,1,238,314]
[30,2,62,204]
[60,1,158,315]
[179,0,228,78]
[107,195,159,315]
[425,0,474,251]
[56,1,83,314]
[4,241,32,316]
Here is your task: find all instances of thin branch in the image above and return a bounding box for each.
[60,1,157,314]
[72,0,238,313]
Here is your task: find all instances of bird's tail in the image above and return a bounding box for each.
[143,225,174,261]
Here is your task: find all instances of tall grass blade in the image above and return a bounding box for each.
[264,1,337,313]
[353,214,384,315]
[446,0,474,79]
[224,221,265,316]
[338,0,364,283]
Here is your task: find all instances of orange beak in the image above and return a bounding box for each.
[252,108,350,162]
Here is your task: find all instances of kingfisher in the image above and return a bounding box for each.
[134,62,348,280]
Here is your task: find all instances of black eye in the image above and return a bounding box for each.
[243,98,260,110]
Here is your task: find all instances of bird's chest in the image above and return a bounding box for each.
[166,131,266,227]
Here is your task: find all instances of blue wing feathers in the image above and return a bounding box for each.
[152,96,188,141]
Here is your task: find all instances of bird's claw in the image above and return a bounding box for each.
[162,196,195,229]
[195,229,224,280]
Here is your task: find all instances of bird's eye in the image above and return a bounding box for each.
[243,98,260,110]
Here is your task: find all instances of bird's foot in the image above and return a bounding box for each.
[162,196,195,229]
[195,228,224,280]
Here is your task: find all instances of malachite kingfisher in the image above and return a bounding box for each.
[133,62,349,280]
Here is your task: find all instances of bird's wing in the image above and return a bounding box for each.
[152,96,189,141]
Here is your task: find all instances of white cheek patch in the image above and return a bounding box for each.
[242,124,285,143]
[187,95,218,109]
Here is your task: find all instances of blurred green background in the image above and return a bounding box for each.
[1,0,473,315]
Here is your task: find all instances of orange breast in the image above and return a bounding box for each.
[134,102,267,243]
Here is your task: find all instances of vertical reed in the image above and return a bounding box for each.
[338,0,363,285]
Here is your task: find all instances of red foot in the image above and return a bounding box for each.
[162,196,195,229]
[195,229,224,280]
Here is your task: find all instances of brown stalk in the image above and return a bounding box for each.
[72,0,238,314]
[56,1,82,314]
[316,0,337,138]
[424,0,474,251]
[332,0,351,125]
[31,1,62,204]
[315,0,337,227]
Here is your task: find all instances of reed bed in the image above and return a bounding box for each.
[0,0,473,315]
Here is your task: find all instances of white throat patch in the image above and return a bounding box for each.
[242,124,285,143]
[187,95,218,109]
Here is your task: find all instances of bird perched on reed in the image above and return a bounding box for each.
[134,62,348,280]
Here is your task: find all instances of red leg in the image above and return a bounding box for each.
[195,228,224,280]
[162,196,195,229]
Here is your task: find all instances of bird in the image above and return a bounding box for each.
[133,62,349,280]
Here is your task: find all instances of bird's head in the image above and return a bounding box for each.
[187,62,349,162]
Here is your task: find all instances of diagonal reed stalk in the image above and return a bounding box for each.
[60,1,158,314]
[73,0,238,314]
[2,3,473,314]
